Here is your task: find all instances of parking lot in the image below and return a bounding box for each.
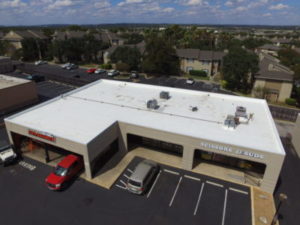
[113,157,252,225]
[0,154,251,225]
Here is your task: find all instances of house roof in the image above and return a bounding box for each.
[105,41,146,55]
[256,53,294,82]
[176,49,226,61]
[28,30,47,39]
[258,44,281,51]
[3,30,47,40]
[6,79,285,155]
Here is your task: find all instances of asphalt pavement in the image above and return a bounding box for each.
[0,156,252,225]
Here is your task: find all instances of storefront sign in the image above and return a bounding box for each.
[28,130,56,142]
[200,142,264,159]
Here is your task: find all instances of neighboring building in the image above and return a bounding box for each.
[105,31,125,46]
[176,49,226,76]
[0,31,4,40]
[5,79,285,193]
[0,74,38,114]
[52,30,87,41]
[256,44,281,57]
[271,38,292,47]
[103,41,145,64]
[0,56,13,74]
[2,30,47,49]
[253,53,294,102]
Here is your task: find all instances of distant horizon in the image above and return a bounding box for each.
[0,0,299,26]
[0,22,300,28]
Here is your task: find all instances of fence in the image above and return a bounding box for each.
[268,105,300,122]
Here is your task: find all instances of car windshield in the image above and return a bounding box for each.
[128,179,142,187]
[54,166,68,176]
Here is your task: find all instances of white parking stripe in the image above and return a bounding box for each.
[169,176,183,207]
[229,187,248,195]
[193,183,205,216]
[127,168,133,174]
[221,189,228,225]
[206,180,224,188]
[120,180,126,186]
[184,175,201,182]
[164,169,180,175]
[147,170,162,199]
[123,174,130,179]
[116,184,127,190]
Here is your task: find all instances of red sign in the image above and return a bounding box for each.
[28,130,56,142]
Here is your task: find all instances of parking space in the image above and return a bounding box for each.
[113,156,252,225]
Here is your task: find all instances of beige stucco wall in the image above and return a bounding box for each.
[5,119,285,193]
[292,114,300,158]
[279,82,293,102]
[0,81,38,113]
[180,59,220,75]
[3,31,23,49]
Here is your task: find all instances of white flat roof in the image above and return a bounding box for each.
[6,79,285,155]
[0,74,29,89]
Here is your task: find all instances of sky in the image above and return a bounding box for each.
[0,0,299,26]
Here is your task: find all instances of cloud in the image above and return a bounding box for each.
[0,0,26,8]
[262,13,272,17]
[48,0,82,10]
[269,3,289,10]
[94,0,111,8]
[180,0,207,6]
[118,0,144,6]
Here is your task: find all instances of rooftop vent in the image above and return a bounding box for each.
[147,99,159,110]
[160,91,170,100]
[191,106,198,112]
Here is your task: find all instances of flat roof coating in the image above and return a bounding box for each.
[0,74,29,89]
[6,79,285,155]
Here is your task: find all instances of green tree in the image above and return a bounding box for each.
[223,47,259,93]
[110,46,141,70]
[0,40,11,55]
[121,33,144,45]
[142,33,179,75]
[278,48,300,68]
[242,38,270,50]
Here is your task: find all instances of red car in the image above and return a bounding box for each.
[86,68,97,74]
[45,154,83,190]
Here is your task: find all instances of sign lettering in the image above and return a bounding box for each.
[28,130,55,142]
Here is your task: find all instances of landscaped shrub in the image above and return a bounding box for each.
[189,70,207,77]
[101,63,112,69]
[285,98,297,106]
[116,62,130,72]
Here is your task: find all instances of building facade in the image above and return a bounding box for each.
[5,80,285,193]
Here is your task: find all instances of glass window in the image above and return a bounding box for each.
[54,166,68,176]
[128,179,142,187]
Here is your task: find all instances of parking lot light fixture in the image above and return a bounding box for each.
[271,193,288,225]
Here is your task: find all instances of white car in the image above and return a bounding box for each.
[0,146,17,166]
[107,70,120,77]
[61,63,72,69]
[35,60,47,66]
[95,69,106,74]
[186,78,195,85]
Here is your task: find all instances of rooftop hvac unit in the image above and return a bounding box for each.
[147,99,159,109]
[160,91,170,100]
[235,106,247,118]
[224,115,238,130]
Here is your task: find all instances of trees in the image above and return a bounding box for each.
[121,33,144,45]
[223,47,259,93]
[110,46,141,70]
[278,48,300,68]
[242,38,270,50]
[142,33,179,75]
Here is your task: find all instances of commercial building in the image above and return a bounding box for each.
[5,80,285,193]
[0,75,38,114]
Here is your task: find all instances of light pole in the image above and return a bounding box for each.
[271,193,288,225]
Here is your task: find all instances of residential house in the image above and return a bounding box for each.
[176,49,226,76]
[105,31,125,46]
[2,30,47,49]
[256,44,281,57]
[52,30,87,41]
[253,52,294,102]
[103,41,145,64]
[271,38,292,47]
[0,31,4,40]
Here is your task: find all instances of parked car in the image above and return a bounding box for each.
[61,62,72,69]
[34,60,47,66]
[86,68,97,74]
[126,159,159,195]
[186,78,195,85]
[26,74,45,82]
[45,154,83,191]
[107,70,120,77]
[130,71,139,79]
[94,69,106,74]
[0,145,17,167]
[66,64,78,70]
